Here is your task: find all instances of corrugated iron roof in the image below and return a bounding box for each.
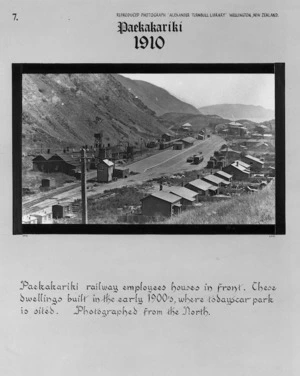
[100,159,114,167]
[32,154,52,160]
[203,174,228,185]
[187,179,212,191]
[244,155,264,164]
[142,191,181,204]
[214,170,232,179]
[181,137,196,144]
[168,186,198,201]
[230,160,251,173]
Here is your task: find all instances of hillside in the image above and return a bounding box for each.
[166,183,275,225]
[22,74,172,152]
[198,104,274,122]
[115,75,200,116]
[160,112,229,132]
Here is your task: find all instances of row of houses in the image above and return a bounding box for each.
[141,170,233,218]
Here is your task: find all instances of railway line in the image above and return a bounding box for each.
[22,135,224,215]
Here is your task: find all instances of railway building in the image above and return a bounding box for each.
[97,159,114,183]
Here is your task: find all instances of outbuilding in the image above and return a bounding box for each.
[173,142,184,150]
[97,159,114,182]
[113,167,129,179]
[52,202,72,219]
[141,191,182,217]
[31,209,53,224]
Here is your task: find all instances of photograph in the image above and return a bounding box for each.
[16,65,282,230]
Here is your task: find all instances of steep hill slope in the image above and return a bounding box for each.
[198,104,274,122]
[22,74,171,151]
[115,75,200,116]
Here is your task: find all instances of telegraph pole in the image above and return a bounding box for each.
[81,148,88,224]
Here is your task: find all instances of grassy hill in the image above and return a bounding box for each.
[22,73,172,152]
[115,75,200,116]
[166,182,275,225]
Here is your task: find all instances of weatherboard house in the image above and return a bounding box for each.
[241,154,264,170]
[185,179,219,196]
[141,191,182,217]
[223,160,251,180]
[167,186,199,207]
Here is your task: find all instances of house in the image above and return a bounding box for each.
[181,137,196,148]
[97,159,114,182]
[241,154,264,170]
[52,202,72,219]
[202,174,230,187]
[32,154,51,172]
[161,133,172,142]
[223,160,251,180]
[47,153,83,175]
[181,123,192,131]
[173,141,184,150]
[197,134,205,140]
[141,191,182,217]
[185,179,218,196]
[167,186,198,207]
[31,209,53,224]
[214,170,233,183]
[113,167,129,179]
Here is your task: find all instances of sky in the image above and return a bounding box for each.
[121,74,275,110]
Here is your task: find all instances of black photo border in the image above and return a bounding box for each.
[13,63,285,235]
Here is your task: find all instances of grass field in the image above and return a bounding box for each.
[165,181,275,225]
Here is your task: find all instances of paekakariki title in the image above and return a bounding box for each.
[117,21,183,49]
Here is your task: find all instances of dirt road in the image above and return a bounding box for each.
[23,135,224,214]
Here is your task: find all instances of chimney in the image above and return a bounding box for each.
[237,161,239,166]
[160,183,163,191]
[181,181,184,187]
[47,148,50,154]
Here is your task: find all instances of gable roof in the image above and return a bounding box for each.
[214,170,232,179]
[202,174,229,186]
[100,159,114,167]
[186,179,212,191]
[244,154,264,164]
[32,154,51,161]
[181,137,196,144]
[142,191,181,204]
[168,186,198,202]
[230,160,251,173]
